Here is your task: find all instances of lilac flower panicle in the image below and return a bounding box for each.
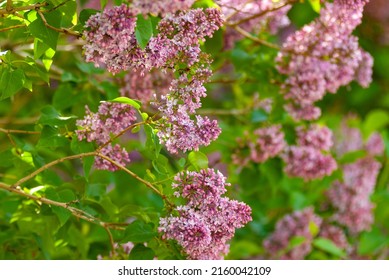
[319,224,348,249]
[263,207,322,260]
[282,125,337,180]
[296,125,333,151]
[83,4,142,74]
[249,125,286,163]
[132,0,195,16]
[328,124,383,233]
[159,169,252,259]
[277,0,372,120]
[282,146,337,180]
[76,102,136,171]
[218,0,292,48]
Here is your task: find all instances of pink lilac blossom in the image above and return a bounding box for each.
[282,125,337,180]
[277,0,372,121]
[263,207,322,260]
[83,4,144,74]
[119,69,173,104]
[328,126,384,233]
[319,224,349,249]
[156,66,221,154]
[76,102,136,171]
[218,0,291,48]
[296,124,333,151]
[232,125,286,165]
[132,0,195,16]
[159,169,252,259]
[282,146,337,180]
[333,118,364,157]
[249,125,286,163]
[365,132,385,156]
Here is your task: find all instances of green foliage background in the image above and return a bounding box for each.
[0,0,388,260]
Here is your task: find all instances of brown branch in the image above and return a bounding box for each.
[97,121,147,152]
[45,0,72,13]
[0,2,48,15]
[11,152,97,188]
[95,153,173,206]
[0,24,26,33]
[0,182,125,231]
[223,0,254,21]
[0,128,40,135]
[233,26,280,49]
[226,0,297,27]
[36,10,82,38]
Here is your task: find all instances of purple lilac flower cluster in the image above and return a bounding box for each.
[319,224,349,249]
[132,0,195,16]
[282,125,337,180]
[83,4,143,74]
[76,102,136,171]
[328,124,384,233]
[277,0,372,120]
[83,6,224,154]
[263,207,322,259]
[232,125,286,165]
[218,0,291,48]
[159,169,252,259]
[119,69,173,104]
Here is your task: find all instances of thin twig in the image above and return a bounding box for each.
[104,226,117,257]
[0,2,48,15]
[45,0,72,13]
[0,24,26,33]
[36,10,82,38]
[97,121,147,151]
[11,152,97,188]
[6,0,13,12]
[0,182,125,230]
[95,153,173,206]
[233,26,280,49]
[226,0,297,27]
[0,128,40,135]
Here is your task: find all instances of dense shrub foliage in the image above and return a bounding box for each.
[0,0,388,260]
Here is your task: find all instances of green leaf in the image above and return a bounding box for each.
[188,151,208,171]
[128,244,155,260]
[39,106,77,126]
[28,12,61,50]
[363,110,389,136]
[358,228,388,255]
[313,238,346,258]
[309,221,320,237]
[110,97,141,110]
[79,9,99,26]
[37,126,69,148]
[122,220,157,243]
[71,138,95,178]
[251,109,268,123]
[144,125,162,160]
[135,14,153,49]
[308,0,321,13]
[0,68,25,100]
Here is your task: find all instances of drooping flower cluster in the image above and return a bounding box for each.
[132,0,195,16]
[83,6,224,154]
[277,0,373,120]
[282,125,337,180]
[328,125,384,233]
[150,9,224,153]
[263,207,322,260]
[119,69,173,104]
[83,4,142,74]
[319,224,349,250]
[218,0,291,48]
[76,102,136,171]
[232,124,286,165]
[159,169,252,259]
